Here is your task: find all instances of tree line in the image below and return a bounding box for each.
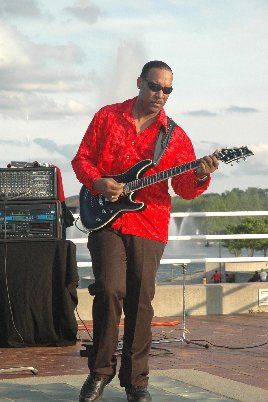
[171,188,268,256]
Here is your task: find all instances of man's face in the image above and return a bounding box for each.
[137,67,173,114]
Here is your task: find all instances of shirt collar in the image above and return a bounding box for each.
[122,97,168,132]
[157,107,168,133]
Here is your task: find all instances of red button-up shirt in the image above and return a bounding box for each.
[72,97,210,243]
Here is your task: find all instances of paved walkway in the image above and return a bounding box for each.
[1,370,268,401]
[0,373,236,401]
[0,315,267,401]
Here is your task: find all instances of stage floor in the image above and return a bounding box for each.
[0,314,267,401]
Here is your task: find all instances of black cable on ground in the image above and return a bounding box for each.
[189,338,268,349]
[153,336,268,350]
[150,346,174,357]
[76,307,93,341]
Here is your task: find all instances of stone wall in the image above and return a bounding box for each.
[75,282,268,320]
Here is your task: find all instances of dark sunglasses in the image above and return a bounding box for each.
[144,79,173,95]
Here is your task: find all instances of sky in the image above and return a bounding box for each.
[0,0,267,198]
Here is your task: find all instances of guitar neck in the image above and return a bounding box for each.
[125,159,200,193]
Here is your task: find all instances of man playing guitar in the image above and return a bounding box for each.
[72,60,218,402]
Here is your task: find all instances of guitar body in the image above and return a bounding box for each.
[79,146,253,231]
[79,159,153,231]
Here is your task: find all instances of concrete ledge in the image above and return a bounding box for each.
[76,283,268,321]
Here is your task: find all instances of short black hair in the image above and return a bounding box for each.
[140,60,173,79]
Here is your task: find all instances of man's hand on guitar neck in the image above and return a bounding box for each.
[196,152,219,182]
[93,178,124,202]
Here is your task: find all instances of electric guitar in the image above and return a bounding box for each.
[79,146,253,231]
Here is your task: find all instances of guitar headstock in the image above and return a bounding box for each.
[217,146,254,164]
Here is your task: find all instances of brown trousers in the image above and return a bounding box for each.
[87,228,165,387]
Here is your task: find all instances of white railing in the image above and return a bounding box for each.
[68,211,268,268]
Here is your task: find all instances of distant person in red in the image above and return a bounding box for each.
[211,270,222,283]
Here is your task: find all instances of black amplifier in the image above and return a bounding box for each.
[0,167,57,200]
[0,201,62,240]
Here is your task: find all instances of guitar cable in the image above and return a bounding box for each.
[74,215,90,235]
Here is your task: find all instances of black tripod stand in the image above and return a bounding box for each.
[152,264,209,349]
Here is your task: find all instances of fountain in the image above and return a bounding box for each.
[155,215,202,284]
[164,215,199,258]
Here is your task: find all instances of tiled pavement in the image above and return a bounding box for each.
[0,373,234,401]
[1,314,268,401]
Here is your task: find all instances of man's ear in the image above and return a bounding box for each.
[137,77,143,89]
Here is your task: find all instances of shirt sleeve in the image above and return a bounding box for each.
[71,111,104,194]
[171,129,211,199]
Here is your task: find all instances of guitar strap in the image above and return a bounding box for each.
[153,116,177,165]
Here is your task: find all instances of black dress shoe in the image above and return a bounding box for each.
[125,385,152,402]
[79,373,113,402]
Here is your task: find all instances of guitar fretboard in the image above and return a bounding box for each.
[123,146,253,193]
[125,160,200,193]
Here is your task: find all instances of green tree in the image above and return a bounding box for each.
[222,224,245,257]
[222,218,268,257]
[171,187,268,238]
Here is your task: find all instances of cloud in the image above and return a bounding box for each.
[0,139,26,147]
[0,0,42,18]
[0,139,66,167]
[195,142,222,161]
[0,26,148,120]
[244,143,268,172]
[0,24,87,92]
[33,138,78,159]
[225,105,259,114]
[183,109,218,117]
[194,142,267,180]
[0,138,78,161]
[40,42,86,65]
[198,140,222,150]
[224,143,268,176]
[99,37,147,105]
[0,24,95,119]
[0,138,77,173]
[182,105,259,117]
[64,0,102,24]
[0,92,92,120]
